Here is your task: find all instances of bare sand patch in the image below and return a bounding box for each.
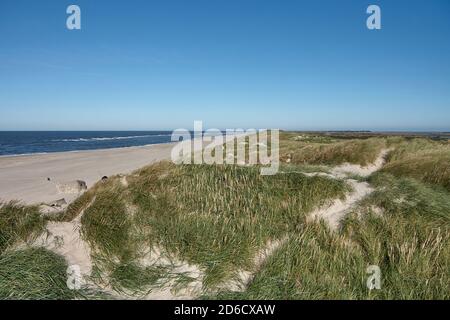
[308,149,390,230]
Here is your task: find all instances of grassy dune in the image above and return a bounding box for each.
[342,173,450,299]
[210,222,369,299]
[382,138,450,191]
[80,162,349,290]
[279,132,387,166]
[213,173,450,299]
[0,132,449,299]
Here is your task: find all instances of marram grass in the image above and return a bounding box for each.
[1,133,449,299]
[279,133,387,166]
[0,248,75,300]
[80,162,349,290]
[0,202,45,254]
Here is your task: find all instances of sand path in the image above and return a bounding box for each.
[308,149,390,230]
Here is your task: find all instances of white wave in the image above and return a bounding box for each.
[53,134,171,142]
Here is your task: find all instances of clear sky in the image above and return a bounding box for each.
[0,0,449,131]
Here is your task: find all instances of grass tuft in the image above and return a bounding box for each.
[0,248,76,300]
[381,138,450,191]
[0,202,45,253]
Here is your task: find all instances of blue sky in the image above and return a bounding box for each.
[0,0,449,131]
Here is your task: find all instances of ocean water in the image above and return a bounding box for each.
[0,131,174,156]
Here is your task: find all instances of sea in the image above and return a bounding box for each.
[0,131,174,156]
[1,130,447,157]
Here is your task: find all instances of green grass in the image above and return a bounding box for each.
[58,190,96,222]
[55,180,108,222]
[381,138,450,191]
[280,133,387,166]
[0,202,46,253]
[341,173,450,299]
[78,161,349,291]
[109,262,169,295]
[0,248,76,300]
[209,174,450,300]
[208,222,368,299]
[132,163,349,288]
[366,172,450,222]
[81,186,134,261]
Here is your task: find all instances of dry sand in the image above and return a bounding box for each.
[308,149,390,230]
[0,133,247,206]
[33,205,93,277]
[0,143,175,205]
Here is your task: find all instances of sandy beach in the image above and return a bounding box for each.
[0,132,242,206]
[0,143,175,205]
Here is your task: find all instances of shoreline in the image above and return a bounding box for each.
[0,132,244,206]
[0,140,176,159]
[0,142,176,205]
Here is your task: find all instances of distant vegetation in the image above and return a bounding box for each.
[382,138,450,191]
[280,132,387,166]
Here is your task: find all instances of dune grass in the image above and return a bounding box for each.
[279,133,387,166]
[78,161,349,290]
[381,138,450,191]
[0,247,75,300]
[109,263,169,295]
[210,173,450,300]
[55,183,101,222]
[208,222,368,300]
[205,136,449,299]
[0,202,46,253]
[366,172,450,222]
[132,162,349,288]
[341,173,450,299]
[81,187,133,261]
